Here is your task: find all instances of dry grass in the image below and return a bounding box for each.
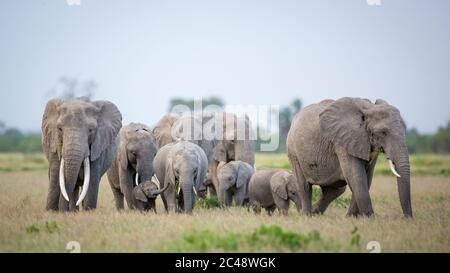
[0,153,449,252]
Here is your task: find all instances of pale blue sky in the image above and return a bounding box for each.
[0,0,449,133]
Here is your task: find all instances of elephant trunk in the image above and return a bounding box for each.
[136,157,154,185]
[60,132,90,209]
[181,177,194,214]
[387,143,413,218]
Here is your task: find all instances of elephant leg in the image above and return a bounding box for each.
[266,205,276,216]
[290,155,312,215]
[161,194,168,213]
[234,187,247,206]
[46,154,61,211]
[347,157,377,216]
[210,160,220,197]
[83,166,101,211]
[313,183,346,214]
[110,185,124,210]
[58,194,70,212]
[165,189,177,213]
[251,201,261,214]
[208,184,217,197]
[119,169,135,210]
[224,191,233,207]
[338,152,373,217]
[273,197,289,216]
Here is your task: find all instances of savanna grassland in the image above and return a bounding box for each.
[0,153,449,253]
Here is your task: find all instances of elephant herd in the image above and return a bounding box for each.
[41,96,412,218]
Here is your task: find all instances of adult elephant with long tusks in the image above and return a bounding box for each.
[287,97,413,217]
[153,141,208,214]
[42,97,122,212]
[107,123,159,210]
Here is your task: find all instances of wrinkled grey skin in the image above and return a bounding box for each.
[212,113,256,194]
[248,169,301,215]
[132,180,169,212]
[270,170,302,215]
[217,161,254,207]
[153,141,208,214]
[287,97,412,217]
[41,97,122,212]
[107,123,158,210]
[153,112,256,198]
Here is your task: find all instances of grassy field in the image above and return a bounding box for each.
[0,153,449,252]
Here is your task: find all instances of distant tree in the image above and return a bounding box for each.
[168,96,225,112]
[277,97,302,152]
[47,76,97,100]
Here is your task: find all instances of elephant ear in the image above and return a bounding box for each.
[134,186,148,202]
[270,175,288,200]
[41,99,64,157]
[117,130,129,171]
[91,101,122,161]
[236,162,254,189]
[319,97,371,161]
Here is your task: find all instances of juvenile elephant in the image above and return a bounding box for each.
[107,123,158,210]
[287,97,412,217]
[216,161,254,207]
[132,180,169,212]
[248,169,301,215]
[41,97,122,212]
[153,141,208,214]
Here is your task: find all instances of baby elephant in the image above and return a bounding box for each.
[248,169,301,215]
[217,161,254,207]
[132,180,168,212]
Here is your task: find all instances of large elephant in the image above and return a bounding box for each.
[41,97,122,212]
[107,123,158,210]
[287,97,412,217]
[153,112,256,197]
[216,160,254,207]
[153,141,208,214]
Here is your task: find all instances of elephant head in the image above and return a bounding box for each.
[118,123,158,185]
[153,114,178,148]
[217,160,254,206]
[270,171,302,212]
[42,97,122,209]
[154,113,217,162]
[165,141,208,213]
[319,97,412,217]
[133,180,169,211]
[214,113,256,166]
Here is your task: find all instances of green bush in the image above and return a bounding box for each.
[196,196,221,209]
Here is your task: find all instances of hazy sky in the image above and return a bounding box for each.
[0,0,449,133]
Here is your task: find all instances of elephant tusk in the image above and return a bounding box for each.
[388,159,401,178]
[151,175,160,189]
[59,158,70,202]
[193,186,197,196]
[135,172,139,186]
[76,157,90,206]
